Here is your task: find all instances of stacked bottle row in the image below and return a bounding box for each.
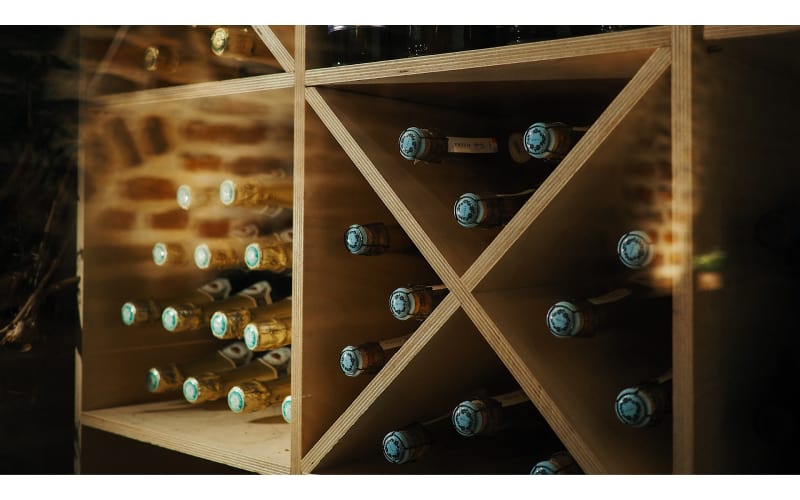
[325,25,644,66]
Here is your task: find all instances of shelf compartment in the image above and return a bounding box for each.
[81,398,290,474]
[303,299,560,474]
[296,106,443,460]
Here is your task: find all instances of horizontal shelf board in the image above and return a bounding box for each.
[305,27,670,86]
[88,72,295,107]
[703,25,800,40]
[81,399,291,474]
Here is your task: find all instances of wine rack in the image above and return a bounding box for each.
[76,25,800,474]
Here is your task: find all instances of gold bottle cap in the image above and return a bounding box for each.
[143,46,160,71]
[210,27,230,56]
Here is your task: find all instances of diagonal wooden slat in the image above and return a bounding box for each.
[253,25,295,73]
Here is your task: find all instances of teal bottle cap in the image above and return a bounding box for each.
[176,185,192,210]
[227,386,246,413]
[339,345,365,377]
[523,122,554,159]
[546,301,582,338]
[454,193,485,228]
[382,430,414,464]
[121,302,137,326]
[344,224,369,255]
[389,287,416,321]
[161,307,180,332]
[152,242,168,266]
[244,243,261,269]
[615,386,656,427]
[194,243,211,270]
[243,323,260,350]
[146,368,161,393]
[183,377,201,403]
[531,459,559,474]
[617,230,654,269]
[398,127,427,161]
[281,395,292,423]
[452,399,488,437]
[210,311,228,338]
[219,179,236,206]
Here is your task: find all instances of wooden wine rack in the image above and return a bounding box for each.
[76,25,800,474]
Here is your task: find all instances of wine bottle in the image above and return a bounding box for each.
[183,346,291,404]
[343,222,416,256]
[209,26,276,64]
[497,26,569,45]
[339,333,412,377]
[382,413,458,465]
[617,229,658,270]
[522,121,588,161]
[210,297,292,340]
[219,178,293,209]
[398,126,498,163]
[121,277,233,327]
[176,184,217,211]
[451,389,546,437]
[453,188,536,229]
[146,340,252,394]
[194,232,290,271]
[530,450,582,474]
[161,278,276,333]
[281,394,292,423]
[227,375,291,414]
[614,370,672,428]
[243,317,292,352]
[326,25,397,66]
[244,240,292,273]
[388,284,448,321]
[151,241,190,267]
[143,44,179,73]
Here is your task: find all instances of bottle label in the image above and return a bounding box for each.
[218,341,254,368]
[238,281,274,306]
[446,137,498,154]
[587,288,632,305]
[197,278,233,301]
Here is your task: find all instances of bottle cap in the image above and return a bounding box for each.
[219,179,237,206]
[339,345,365,377]
[143,46,159,71]
[243,323,260,350]
[546,301,583,338]
[210,27,229,56]
[176,185,193,210]
[183,377,201,403]
[389,287,416,321]
[454,193,485,228]
[146,368,162,393]
[344,224,370,255]
[244,243,261,269]
[281,395,292,423]
[530,451,577,474]
[523,122,555,159]
[617,230,654,269]
[121,302,139,326]
[210,311,229,338]
[194,243,212,270]
[382,430,419,465]
[161,307,180,332]
[152,242,169,266]
[398,127,428,161]
[227,386,246,413]
[615,386,656,427]
[452,399,489,437]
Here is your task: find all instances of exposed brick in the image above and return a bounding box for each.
[181,153,222,171]
[108,117,142,167]
[99,208,136,230]
[195,218,231,238]
[181,120,269,144]
[141,115,169,156]
[224,156,289,177]
[120,176,177,201]
[82,134,113,174]
[149,208,189,230]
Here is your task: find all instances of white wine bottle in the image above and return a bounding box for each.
[339,333,412,377]
[343,222,416,256]
[146,341,252,394]
[210,297,292,340]
[219,178,293,209]
[176,184,218,211]
[453,188,536,229]
[121,277,233,327]
[183,346,291,404]
[143,44,179,73]
[243,317,292,352]
[530,451,582,474]
[194,232,290,271]
[522,121,588,161]
[227,375,291,414]
[614,369,672,428]
[388,284,448,321]
[244,240,292,273]
[151,241,191,267]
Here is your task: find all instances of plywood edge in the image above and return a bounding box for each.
[671,25,695,475]
[462,46,673,291]
[253,25,295,73]
[703,25,800,40]
[299,294,461,474]
[81,408,290,474]
[305,26,671,86]
[89,72,295,107]
[291,25,306,476]
[304,86,462,290]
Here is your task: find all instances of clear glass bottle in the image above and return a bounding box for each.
[183,346,291,404]
[614,370,672,428]
[522,121,588,161]
[398,126,499,163]
[146,341,252,394]
[530,450,582,474]
[453,188,536,229]
[388,284,448,321]
[339,333,412,377]
[343,222,415,256]
[121,277,233,327]
[210,297,292,340]
[219,179,293,210]
[243,317,292,352]
[227,375,291,414]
